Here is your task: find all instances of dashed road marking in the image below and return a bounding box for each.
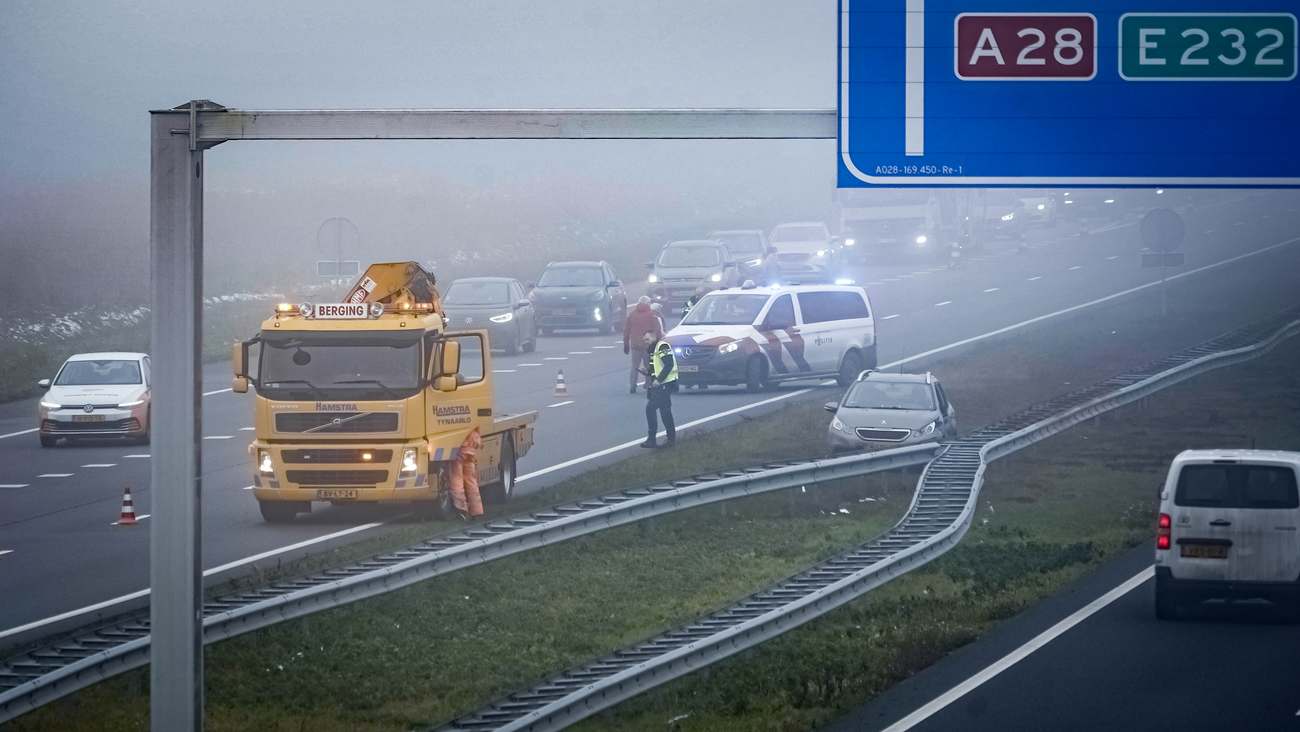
[242,485,254,491]
[38,473,73,478]
[934,300,952,307]
[518,363,543,367]
[123,454,150,459]
[882,314,901,321]
[983,287,1000,293]
[202,388,232,396]
[239,427,255,431]
[0,550,12,558]
[1068,265,1083,271]
[1106,255,1120,261]
[203,435,233,440]
[80,463,117,468]
[883,278,900,283]
[492,369,517,374]
[897,274,914,279]
[111,514,151,526]
[0,484,30,489]
[1028,276,1042,281]
[593,345,616,349]
[569,351,593,355]
[543,356,568,361]
[867,281,884,286]
[547,400,575,408]
[0,428,39,441]
[912,271,931,276]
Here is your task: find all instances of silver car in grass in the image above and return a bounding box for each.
[826,371,956,452]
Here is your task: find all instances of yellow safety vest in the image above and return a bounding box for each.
[651,341,679,384]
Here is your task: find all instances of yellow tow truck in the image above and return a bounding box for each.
[232,262,537,522]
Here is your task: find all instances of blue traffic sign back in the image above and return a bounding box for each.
[839,0,1300,187]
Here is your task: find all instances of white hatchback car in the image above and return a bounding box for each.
[1155,449,1300,620]
[37,352,152,447]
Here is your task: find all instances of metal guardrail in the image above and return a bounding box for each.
[0,444,939,722]
[444,308,1300,732]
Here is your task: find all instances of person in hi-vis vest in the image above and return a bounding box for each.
[640,331,678,449]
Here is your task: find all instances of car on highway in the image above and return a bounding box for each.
[708,229,768,280]
[647,239,740,310]
[529,260,628,335]
[824,371,956,452]
[1154,449,1300,620]
[36,352,151,447]
[665,282,876,392]
[442,276,538,355]
[768,221,840,283]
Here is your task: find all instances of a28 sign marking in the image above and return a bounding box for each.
[955,13,1097,80]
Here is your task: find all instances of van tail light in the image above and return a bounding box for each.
[1157,513,1172,550]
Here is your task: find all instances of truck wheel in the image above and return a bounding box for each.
[484,439,516,505]
[259,501,304,524]
[745,357,768,393]
[837,350,864,387]
[39,434,57,448]
[417,463,455,520]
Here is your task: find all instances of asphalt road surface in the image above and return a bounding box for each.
[1,193,1298,648]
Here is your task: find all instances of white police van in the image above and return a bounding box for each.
[1155,450,1300,620]
[664,282,876,392]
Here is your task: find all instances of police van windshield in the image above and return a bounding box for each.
[679,294,768,326]
[258,332,423,401]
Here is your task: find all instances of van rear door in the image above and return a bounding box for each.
[1170,461,1300,583]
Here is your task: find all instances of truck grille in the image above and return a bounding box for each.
[275,412,399,433]
[856,427,911,442]
[281,449,393,464]
[284,470,388,486]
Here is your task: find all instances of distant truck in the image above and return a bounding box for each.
[232,262,537,522]
[834,190,962,261]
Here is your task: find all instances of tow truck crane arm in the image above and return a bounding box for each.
[343,261,443,313]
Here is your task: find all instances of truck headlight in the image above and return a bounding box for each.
[710,272,723,283]
[258,450,274,474]
[919,421,937,436]
[718,341,739,355]
[118,399,145,407]
[39,400,61,409]
[401,448,419,474]
[648,273,659,284]
[914,235,928,245]
[489,312,514,323]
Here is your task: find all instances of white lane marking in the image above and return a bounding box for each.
[202,388,232,396]
[0,428,39,441]
[867,281,885,286]
[1068,265,1083,271]
[203,435,233,440]
[0,550,12,557]
[0,484,30,489]
[122,454,150,459]
[593,345,616,350]
[882,314,902,321]
[912,271,931,276]
[493,369,518,374]
[897,274,914,279]
[883,567,1152,732]
[518,363,543,367]
[241,485,254,491]
[1027,276,1042,281]
[983,287,1000,293]
[0,520,387,642]
[110,514,152,526]
[569,351,593,355]
[239,427,255,431]
[38,473,73,478]
[80,464,117,468]
[1106,255,1120,261]
[934,300,952,307]
[547,400,575,408]
[543,357,568,361]
[883,278,900,283]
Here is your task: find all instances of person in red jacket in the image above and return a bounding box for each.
[448,428,484,519]
[623,296,664,394]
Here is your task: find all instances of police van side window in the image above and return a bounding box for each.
[762,295,795,330]
[797,291,870,324]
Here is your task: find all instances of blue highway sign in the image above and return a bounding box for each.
[838,0,1300,187]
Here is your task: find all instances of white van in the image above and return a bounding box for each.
[664,283,876,392]
[1154,450,1300,620]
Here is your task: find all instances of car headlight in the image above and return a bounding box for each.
[1000,213,1015,222]
[843,238,856,247]
[258,450,274,474]
[648,273,659,283]
[1036,203,1046,211]
[40,400,61,409]
[118,399,145,407]
[919,421,937,436]
[815,249,827,257]
[401,448,419,474]
[593,307,603,321]
[719,341,739,355]
[489,312,514,324]
[710,272,722,283]
[915,235,928,245]
[831,416,846,432]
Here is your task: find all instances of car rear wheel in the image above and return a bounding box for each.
[504,337,519,356]
[259,500,306,524]
[837,350,864,387]
[745,357,768,393]
[39,434,57,448]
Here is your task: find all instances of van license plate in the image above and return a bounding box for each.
[72,415,105,423]
[316,489,358,500]
[1180,544,1228,559]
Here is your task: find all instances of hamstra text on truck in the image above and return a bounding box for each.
[231,261,537,523]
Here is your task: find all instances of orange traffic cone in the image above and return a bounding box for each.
[117,485,138,526]
[553,369,568,397]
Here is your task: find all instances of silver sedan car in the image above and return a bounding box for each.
[37,352,152,447]
[826,371,956,452]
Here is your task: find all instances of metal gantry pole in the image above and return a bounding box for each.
[149,104,207,731]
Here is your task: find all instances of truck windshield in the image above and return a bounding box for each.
[257,332,423,401]
[658,245,721,268]
[679,294,768,326]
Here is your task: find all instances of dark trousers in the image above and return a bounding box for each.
[645,385,676,443]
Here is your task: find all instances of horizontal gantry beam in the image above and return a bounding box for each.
[153,105,838,143]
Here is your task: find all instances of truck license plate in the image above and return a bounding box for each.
[1180,544,1228,559]
[679,365,700,373]
[316,489,358,500]
[72,415,105,423]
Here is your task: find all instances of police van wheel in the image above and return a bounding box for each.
[837,350,864,387]
[484,440,516,506]
[745,357,768,393]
